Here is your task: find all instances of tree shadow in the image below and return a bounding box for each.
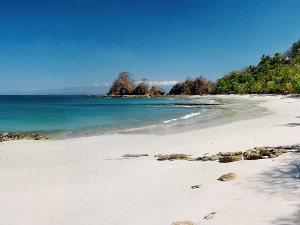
[283,123,300,127]
[240,152,300,224]
[271,206,300,225]
[286,95,300,99]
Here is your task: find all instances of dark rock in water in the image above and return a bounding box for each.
[122,154,149,158]
[0,132,48,142]
[217,173,236,181]
[171,221,194,225]
[155,154,192,161]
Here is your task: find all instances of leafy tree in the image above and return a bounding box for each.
[215,39,300,94]
[291,73,300,94]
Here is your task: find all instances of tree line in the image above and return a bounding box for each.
[107,72,215,96]
[107,39,300,96]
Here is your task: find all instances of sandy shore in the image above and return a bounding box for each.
[1,95,300,225]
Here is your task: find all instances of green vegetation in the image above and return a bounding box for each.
[215,39,300,94]
[107,40,300,96]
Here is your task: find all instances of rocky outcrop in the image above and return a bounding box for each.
[153,146,298,163]
[169,83,184,95]
[0,132,48,142]
[169,77,215,95]
[150,86,167,97]
[243,147,288,160]
[196,154,221,161]
[218,151,243,163]
[155,154,192,161]
[133,82,149,96]
[243,149,264,160]
[108,72,135,96]
[196,151,243,162]
[196,146,293,162]
[217,173,236,181]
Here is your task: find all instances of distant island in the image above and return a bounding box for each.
[103,72,215,98]
[92,39,300,98]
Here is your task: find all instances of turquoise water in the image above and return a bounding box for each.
[0,95,222,137]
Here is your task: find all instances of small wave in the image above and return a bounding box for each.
[123,124,159,132]
[181,112,202,120]
[163,118,178,123]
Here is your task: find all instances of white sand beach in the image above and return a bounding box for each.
[1,95,300,225]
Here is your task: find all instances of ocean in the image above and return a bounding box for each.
[0,95,227,137]
[0,95,268,138]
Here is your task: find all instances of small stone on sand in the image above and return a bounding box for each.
[203,212,217,220]
[217,173,236,181]
[191,185,202,189]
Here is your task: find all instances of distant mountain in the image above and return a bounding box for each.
[0,85,110,95]
[0,83,175,96]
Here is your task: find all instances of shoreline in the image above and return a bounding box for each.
[0,95,300,224]
[0,94,271,140]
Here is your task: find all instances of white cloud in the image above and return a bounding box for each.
[135,80,181,86]
[20,88,38,92]
[149,81,181,86]
[92,83,100,87]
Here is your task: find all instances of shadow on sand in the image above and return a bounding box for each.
[282,123,300,127]
[243,152,300,224]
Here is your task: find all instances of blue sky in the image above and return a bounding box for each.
[1,0,300,93]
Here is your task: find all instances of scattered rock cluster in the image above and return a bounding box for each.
[155,154,193,161]
[129,145,299,162]
[122,154,149,158]
[195,146,295,163]
[196,151,243,162]
[243,147,287,160]
[0,132,48,142]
